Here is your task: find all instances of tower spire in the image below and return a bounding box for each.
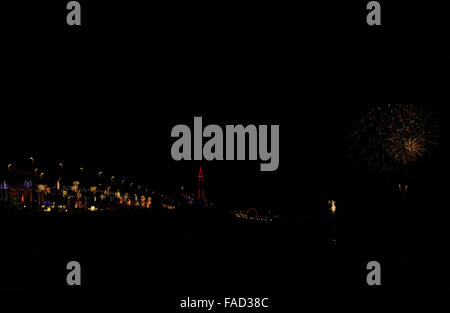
[197,166,205,201]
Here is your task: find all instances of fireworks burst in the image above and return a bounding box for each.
[350,104,439,173]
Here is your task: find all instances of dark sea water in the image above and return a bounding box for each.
[0,208,428,309]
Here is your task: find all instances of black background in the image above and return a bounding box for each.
[4,1,448,210]
[2,0,450,309]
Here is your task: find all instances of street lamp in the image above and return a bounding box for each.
[33,168,39,182]
[120,179,125,193]
[7,163,13,181]
[97,171,103,190]
[29,157,34,171]
[57,162,64,187]
[79,167,84,181]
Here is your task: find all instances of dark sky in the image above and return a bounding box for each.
[3,1,449,211]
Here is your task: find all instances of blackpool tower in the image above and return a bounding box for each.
[197,166,205,201]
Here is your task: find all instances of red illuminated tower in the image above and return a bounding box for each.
[197,166,205,201]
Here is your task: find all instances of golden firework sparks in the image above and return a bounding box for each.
[350,104,439,172]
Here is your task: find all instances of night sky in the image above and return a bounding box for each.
[3,1,449,212]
